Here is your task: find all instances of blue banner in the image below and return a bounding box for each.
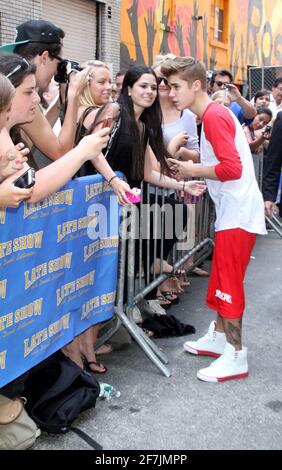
[0,174,121,387]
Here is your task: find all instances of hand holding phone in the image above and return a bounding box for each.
[262,124,272,139]
[102,116,113,128]
[125,188,141,203]
[13,167,36,188]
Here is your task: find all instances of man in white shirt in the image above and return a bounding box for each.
[161,56,266,383]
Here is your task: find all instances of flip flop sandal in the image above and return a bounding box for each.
[178,272,191,287]
[162,291,180,304]
[82,357,108,374]
[156,295,172,309]
[174,268,186,276]
[167,275,184,294]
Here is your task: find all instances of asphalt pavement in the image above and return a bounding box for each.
[34,231,282,450]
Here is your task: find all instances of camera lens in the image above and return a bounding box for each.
[54,60,68,83]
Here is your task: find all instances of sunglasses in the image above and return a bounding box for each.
[6,58,29,79]
[156,76,170,87]
[49,53,64,63]
[215,80,231,88]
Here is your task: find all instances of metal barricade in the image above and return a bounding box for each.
[252,151,264,191]
[252,151,282,238]
[265,212,282,238]
[102,183,214,377]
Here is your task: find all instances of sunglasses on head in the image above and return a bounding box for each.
[156,76,170,87]
[6,58,29,79]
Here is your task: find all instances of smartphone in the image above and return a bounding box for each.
[125,188,141,204]
[13,167,36,188]
[264,125,272,133]
[102,116,113,128]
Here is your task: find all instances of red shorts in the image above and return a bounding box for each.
[206,228,256,319]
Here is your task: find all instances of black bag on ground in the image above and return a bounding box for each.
[24,352,100,434]
[142,314,195,338]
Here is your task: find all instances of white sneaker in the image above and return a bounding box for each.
[197,342,249,383]
[183,321,226,357]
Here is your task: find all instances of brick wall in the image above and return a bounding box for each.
[99,0,121,75]
[0,0,42,44]
[0,0,121,73]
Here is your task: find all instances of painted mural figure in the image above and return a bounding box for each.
[121,1,282,84]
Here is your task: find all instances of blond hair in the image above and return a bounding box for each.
[161,56,207,90]
[80,60,110,107]
[153,53,177,69]
[211,90,232,107]
[0,73,15,112]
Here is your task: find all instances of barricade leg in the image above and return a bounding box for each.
[111,188,215,378]
[265,214,282,238]
[116,205,171,377]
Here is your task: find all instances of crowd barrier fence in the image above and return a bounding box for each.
[3,151,280,386]
[0,174,121,388]
[106,182,214,377]
[252,151,282,238]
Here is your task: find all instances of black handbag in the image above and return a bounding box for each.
[24,352,100,435]
[142,314,196,338]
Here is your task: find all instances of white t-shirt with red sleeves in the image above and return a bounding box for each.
[201,102,267,235]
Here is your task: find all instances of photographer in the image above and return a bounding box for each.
[0,19,90,160]
[243,107,272,154]
[209,70,256,125]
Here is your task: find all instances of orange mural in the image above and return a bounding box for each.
[120,0,282,83]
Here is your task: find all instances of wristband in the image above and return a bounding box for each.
[108,175,118,185]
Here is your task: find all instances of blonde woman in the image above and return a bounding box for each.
[76,60,132,203]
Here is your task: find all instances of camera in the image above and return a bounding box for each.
[54,60,83,84]
[13,167,35,188]
[264,125,272,133]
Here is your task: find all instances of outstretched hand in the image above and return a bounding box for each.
[264,201,279,218]
[167,132,189,156]
[184,180,206,196]
[79,128,110,161]
[168,158,195,178]
[0,177,33,208]
[0,143,29,181]
[111,178,139,205]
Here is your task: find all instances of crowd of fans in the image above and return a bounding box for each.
[0,18,281,435]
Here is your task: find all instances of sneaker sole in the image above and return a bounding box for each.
[197,371,249,383]
[183,344,222,358]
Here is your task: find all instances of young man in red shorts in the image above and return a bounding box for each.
[161,57,267,382]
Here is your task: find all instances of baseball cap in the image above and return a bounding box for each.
[0,19,64,54]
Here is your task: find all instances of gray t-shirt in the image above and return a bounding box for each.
[163,109,199,153]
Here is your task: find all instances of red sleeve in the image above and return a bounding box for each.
[203,103,243,181]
